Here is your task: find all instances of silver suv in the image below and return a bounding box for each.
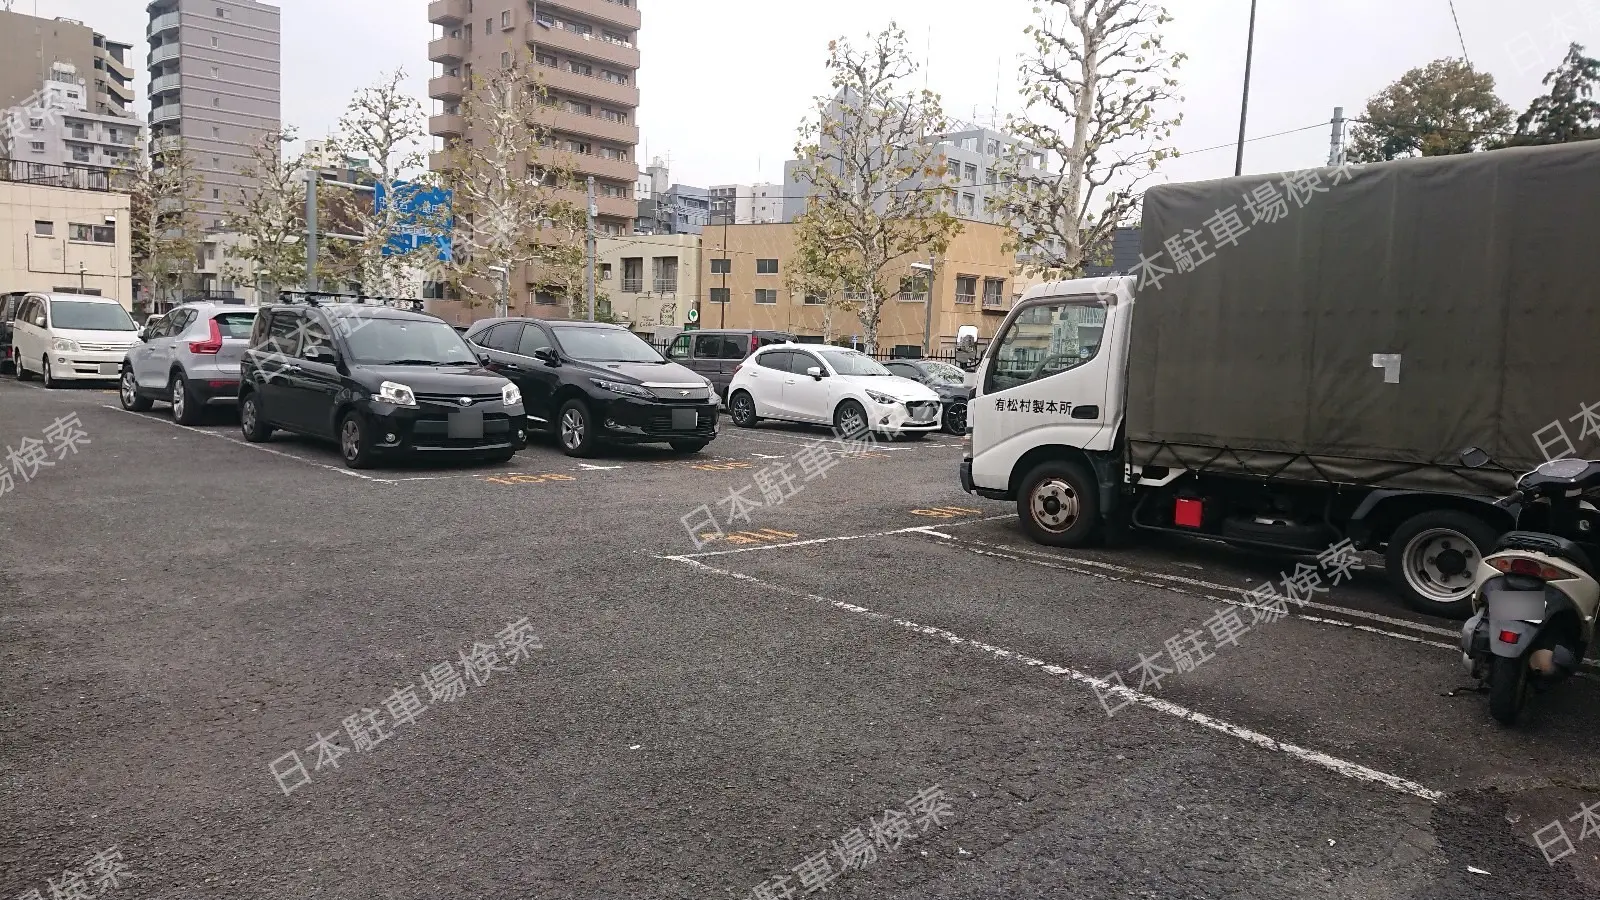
[119,303,257,424]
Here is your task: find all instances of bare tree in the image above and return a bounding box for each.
[441,49,583,316]
[329,68,435,297]
[994,0,1184,277]
[221,127,309,297]
[791,24,962,354]
[118,141,203,313]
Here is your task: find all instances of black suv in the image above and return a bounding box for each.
[239,300,528,468]
[465,317,718,457]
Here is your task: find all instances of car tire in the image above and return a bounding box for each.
[1386,509,1500,619]
[670,439,711,454]
[728,390,759,428]
[170,371,203,425]
[557,399,597,458]
[41,357,60,389]
[943,401,968,435]
[833,399,870,441]
[14,349,33,381]
[119,367,153,412]
[239,392,273,442]
[339,411,376,469]
[1017,459,1101,547]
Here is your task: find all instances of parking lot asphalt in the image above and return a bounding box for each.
[4,376,1600,900]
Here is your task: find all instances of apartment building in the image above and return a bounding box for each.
[597,232,699,338]
[428,0,640,250]
[697,220,1017,353]
[637,183,708,235]
[709,183,783,226]
[147,0,283,229]
[0,9,136,119]
[2,64,142,180]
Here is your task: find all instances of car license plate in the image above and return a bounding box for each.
[448,410,484,439]
[671,408,698,430]
[99,363,119,376]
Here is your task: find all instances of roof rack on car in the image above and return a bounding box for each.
[276,291,427,312]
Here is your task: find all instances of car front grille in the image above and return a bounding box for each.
[644,408,717,435]
[906,401,940,421]
[415,392,504,407]
[77,342,135,353]
[644,385,712,401]
[410,412,515,448]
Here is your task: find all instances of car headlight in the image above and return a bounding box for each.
[53,337,81,353]
[377,380,418,407]
[502,383,522,406]
[865,389,899,406]
[592,378,652,398]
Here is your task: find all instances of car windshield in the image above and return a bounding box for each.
[919,361,966,384]
[50,300,136,331]
[214,312,256,339]
[551,325,664,363]
[817,349,890,376]
[342,317,478,365]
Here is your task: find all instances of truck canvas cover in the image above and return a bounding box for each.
[1127,141,1600,496]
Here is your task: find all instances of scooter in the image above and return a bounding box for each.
[1458,449,1600,724]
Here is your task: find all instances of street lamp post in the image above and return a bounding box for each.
[911,257,935,357]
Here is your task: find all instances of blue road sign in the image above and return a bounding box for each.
[374,181,453,262]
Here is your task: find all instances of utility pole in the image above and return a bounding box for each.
[921,253,935,357]
[1327,106,1346,166]
[720,217,728,329]
[304,169,320,292]
[585,175,596,322]
[1233,0,1259,177]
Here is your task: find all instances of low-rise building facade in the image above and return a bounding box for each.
[0,161,133,307]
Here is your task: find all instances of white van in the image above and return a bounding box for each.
[10,293,141,388]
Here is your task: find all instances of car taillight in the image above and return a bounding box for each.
[732,362,744,377]
[750,335,759,355]
[189,319,222,354]
[1489,556,1567,580]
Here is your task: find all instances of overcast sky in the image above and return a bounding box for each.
[31,0,1600,190]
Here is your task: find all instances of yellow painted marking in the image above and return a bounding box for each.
[909,506,983,519]
[482,473,578,485]
[691,460,755,471]
[698,528,801,546]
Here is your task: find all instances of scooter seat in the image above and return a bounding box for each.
[1494,530,1598,577]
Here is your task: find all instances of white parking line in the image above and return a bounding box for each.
[104,406,392,482]
[666,554,1445,803]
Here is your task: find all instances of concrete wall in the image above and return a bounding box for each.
[0,11,95,112]
[0,181,132,307]
[598,232,700,335]
[697,220,1018,351]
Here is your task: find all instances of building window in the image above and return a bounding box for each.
[501,51,511,68]
[754,289,778,305]
[536,51,558,67]
[211,66,220,78]
[803,293,824,305]
[600,263,613,279]
[621,257,643,291]
[27,116,43,129]
[565,140,591,155]
[212,96,221,106]
[70,223,115,244]
[212,188,220,199]
[569,61,593,77]
[566,100,592,115]
[211,36,219,47]
[755,258,778,275]
[71,146,91,163]
[599,147,625,160]
[982,278,1006,307]
[602,69,629,85]
[955,275,977,304]
[485,18,493,34]
[34,220,53,236]
[964,163,978,182]
[710,258,730,275]
[987,140,1000,156]
[212,127,221,137]
[216,6,226,17]
[600,108,627,124]
[501,9,511,27]
[708,287,730,304]
[959,193,975,216]
[29,141,45,153]
[601,223,624,236]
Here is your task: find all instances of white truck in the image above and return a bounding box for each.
[959,141,1600,617]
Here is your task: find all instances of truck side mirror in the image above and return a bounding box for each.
[1459,447,1490,469]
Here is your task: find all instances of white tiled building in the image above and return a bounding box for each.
[1,63,143,179]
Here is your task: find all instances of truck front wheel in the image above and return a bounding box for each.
[1386,509,1500,619]
[1018,460,1100,547]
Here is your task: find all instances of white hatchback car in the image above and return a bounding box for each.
[10,293,141,388]
[726,344,943,437]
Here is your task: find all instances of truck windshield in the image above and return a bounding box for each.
[988,300,1106,392]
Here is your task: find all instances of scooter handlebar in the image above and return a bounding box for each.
[1496,489,1525,510]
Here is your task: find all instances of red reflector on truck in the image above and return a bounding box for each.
[1174,497,1203,528]
[1498,629,1519,644]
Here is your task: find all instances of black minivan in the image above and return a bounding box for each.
[239,300,528,469]
[466,318,718,457]
[661,329,794,402]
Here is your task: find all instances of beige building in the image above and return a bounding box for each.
[1,168,133,307]
[0,9,136,119]
[427,0,640,317]
[698,221,1019,354]
[597,233,698,338]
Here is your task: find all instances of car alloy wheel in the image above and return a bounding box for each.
[42,357,55,389]
[171,380,186,419]
[836,402,868,440]
[241,398,258,434]
[560,408,585,451]
[341,418,363,461]
[944,401,968,435]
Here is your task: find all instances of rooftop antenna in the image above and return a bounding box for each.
[924,25,931,92]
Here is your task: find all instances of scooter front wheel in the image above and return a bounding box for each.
[1489,654,1530,725]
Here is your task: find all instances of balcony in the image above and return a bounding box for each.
[103,78,135,103]
[151,103,181,124]
[539,104,638,145]
[551,186,635,220]
[149,43,180,66]
[150,72,181,96]
[534,63,639,108]
[427,0,466,24]
[621,277,644,292]
[101,53,135,81]
[954,291,976,305]
[541,0,641,30]
[547,149,636,183]
[429,113,464,137]
[428,150,452,171]
[428,74,464,100]
[428,36,467,63]
[151,134,182,154]
[147,10,180,37]
[527,21,640,71]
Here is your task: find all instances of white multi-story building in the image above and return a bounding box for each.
[709,183,783,226]
[1,64,143,180]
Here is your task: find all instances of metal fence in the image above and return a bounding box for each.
[0,158,117,192]
[642,338,966,367]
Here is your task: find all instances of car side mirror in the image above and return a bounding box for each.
[1460,446,1490,469]
[533,347,558,364]
[303,345,338,364]
[806,366,824,380]
[477,351,493,366]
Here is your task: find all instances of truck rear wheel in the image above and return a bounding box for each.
[1387,509,1500,619]
[1018,460,1100,547]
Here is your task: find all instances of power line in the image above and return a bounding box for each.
[1448,0,1471,64]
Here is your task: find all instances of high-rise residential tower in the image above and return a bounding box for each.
[0,9,136,118]
[146,0,282,229]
